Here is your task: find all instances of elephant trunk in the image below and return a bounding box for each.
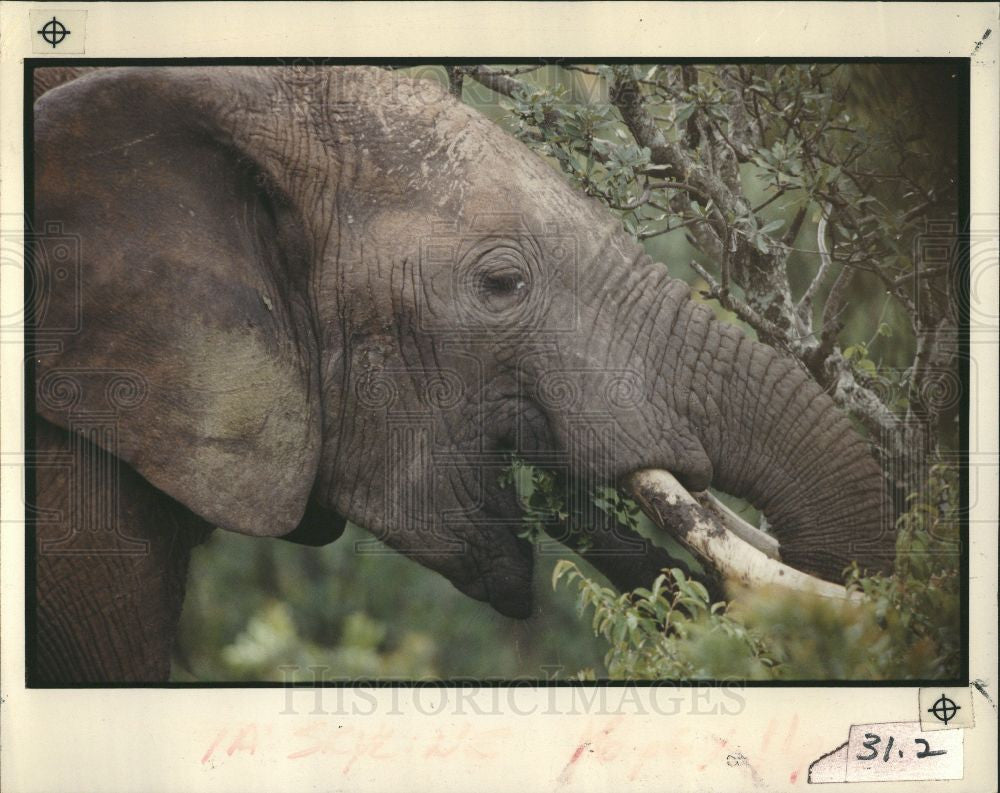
[669,297,894,582]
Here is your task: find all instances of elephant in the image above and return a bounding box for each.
[29,66,894,683]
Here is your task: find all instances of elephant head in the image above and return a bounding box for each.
[33,66,894,620]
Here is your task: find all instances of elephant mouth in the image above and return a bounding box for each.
[455,465,536,619]
[483,534,535,619]
[450,529,534,619]
[441,392,559,618]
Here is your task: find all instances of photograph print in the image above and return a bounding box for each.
[27,61,966,684]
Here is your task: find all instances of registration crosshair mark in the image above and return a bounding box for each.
[927,694,961,726]
[37,17,71,49]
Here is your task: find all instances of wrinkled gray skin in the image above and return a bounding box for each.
[32,67,893,682]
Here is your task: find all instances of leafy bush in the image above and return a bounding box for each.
[546,462,961,680]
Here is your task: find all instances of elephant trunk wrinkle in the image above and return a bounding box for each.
[689,316,894,582]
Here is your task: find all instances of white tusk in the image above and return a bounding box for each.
[626,469,862,602]
[696,490,781,560]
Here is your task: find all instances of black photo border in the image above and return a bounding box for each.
[23,56,971,689]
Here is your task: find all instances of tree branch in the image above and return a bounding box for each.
[609,69,677,161]
[782,203,809,248]
[464,65,533,101]
[646,180,713,205]
[752,186,795,214]
[797,202,832,321]
[444,66,464,98]
[807,262,854,378]
[689,260,788,344]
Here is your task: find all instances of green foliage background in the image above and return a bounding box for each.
[174,63,962,682]
[175,523,607,681]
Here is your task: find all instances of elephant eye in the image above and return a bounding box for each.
[482,271,527,294]
[478,265,530,310]
[460,240,535,315]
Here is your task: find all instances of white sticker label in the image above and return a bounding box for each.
[845,721,962,782]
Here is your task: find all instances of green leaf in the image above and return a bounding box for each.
[674,104,696,125]
[688,581,710,602]
[552,559,575,590]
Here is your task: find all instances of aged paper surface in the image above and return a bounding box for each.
[1,2,997,791]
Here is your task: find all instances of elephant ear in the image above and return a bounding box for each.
[32,68,322,537]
